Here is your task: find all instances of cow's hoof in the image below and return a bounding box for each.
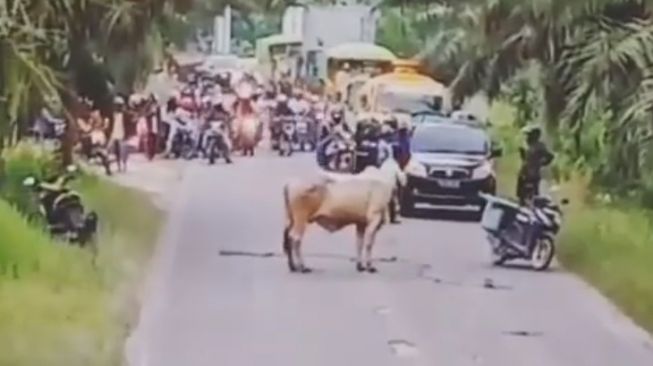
[367,266,378,273]
[289,265,298,273]
[300,267,312,274]
[356,263,366,272]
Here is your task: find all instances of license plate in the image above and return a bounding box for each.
[437,179,460,188]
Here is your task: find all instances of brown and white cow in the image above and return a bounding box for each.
[282,154,406,273]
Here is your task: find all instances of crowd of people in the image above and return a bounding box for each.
[29,61,552,206]
[29,66,415,179]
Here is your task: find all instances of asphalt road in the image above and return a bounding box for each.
[130,150,653,366]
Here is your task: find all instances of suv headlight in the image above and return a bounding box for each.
[471,161,493,179]
[405,160,427,177]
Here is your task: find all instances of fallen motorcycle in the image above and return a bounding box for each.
[479,193,568,271]
[23,165,98,247]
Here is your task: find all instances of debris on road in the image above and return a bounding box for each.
[388,339,419,358]
[502,330,544,337]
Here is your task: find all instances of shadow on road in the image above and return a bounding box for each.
[402,207,481,223]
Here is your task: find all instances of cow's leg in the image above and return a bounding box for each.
[283,225,297,272]
[364,215,384,273]
[355,223,366,272]
[293,238,311,273]
[286,221,310,273]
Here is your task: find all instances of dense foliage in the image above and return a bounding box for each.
[379,0,653,200]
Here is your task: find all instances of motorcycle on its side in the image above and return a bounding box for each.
[479,193,568,271]
[23,165,99,247]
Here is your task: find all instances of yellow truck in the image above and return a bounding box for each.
[325,42,396,99]
[356,59,450,125]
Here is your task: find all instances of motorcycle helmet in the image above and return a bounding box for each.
[522,125,542,138]
[330,108,344,123]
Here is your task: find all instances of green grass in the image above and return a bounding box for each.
[490,101,653,335]
[0,167,163,365]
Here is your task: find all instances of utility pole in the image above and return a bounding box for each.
[212,5,232,54]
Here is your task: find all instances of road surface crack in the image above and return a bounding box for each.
[218,249,513,290]
[502,330,544,337]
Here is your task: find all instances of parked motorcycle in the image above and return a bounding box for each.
[204,120,232,165]
[295,114,316,152]
[278,117,296,157]
[23,165,98,246]
[479,193,568,271]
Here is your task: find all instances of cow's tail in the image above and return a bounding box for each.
[282,184,293,256]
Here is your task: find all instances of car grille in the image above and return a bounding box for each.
[428,167,470,179]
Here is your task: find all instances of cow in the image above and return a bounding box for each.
[282,150,406,273]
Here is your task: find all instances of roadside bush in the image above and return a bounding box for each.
[0,143,164,365]
[0,142,59,215]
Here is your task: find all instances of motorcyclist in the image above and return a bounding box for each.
[353,117,382,171]
[396,118,412,169]
[517,125,554,205]
[165,105,196,158]
[274,94,293,117]
[317,107,352,169]
[326,92,346,117]
[203,97,233,164]
[324,106,351,138]
[33,107,64,140]
[288,89,310,116]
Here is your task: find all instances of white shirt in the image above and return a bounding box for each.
[288,98,310,115]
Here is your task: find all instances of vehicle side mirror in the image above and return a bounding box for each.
[490,146,503,158]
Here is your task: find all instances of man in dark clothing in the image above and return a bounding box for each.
[517,126,554,205]
[396,125,411,169]
[353,119,380,173]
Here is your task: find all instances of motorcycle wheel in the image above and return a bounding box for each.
[208,143,217,165]
[531,237,555,271]
[64,205,86,244]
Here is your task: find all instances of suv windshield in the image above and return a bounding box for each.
[412,125,488,155]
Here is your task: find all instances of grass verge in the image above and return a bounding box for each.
[0,163,163,365]
[490,102,653,334]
